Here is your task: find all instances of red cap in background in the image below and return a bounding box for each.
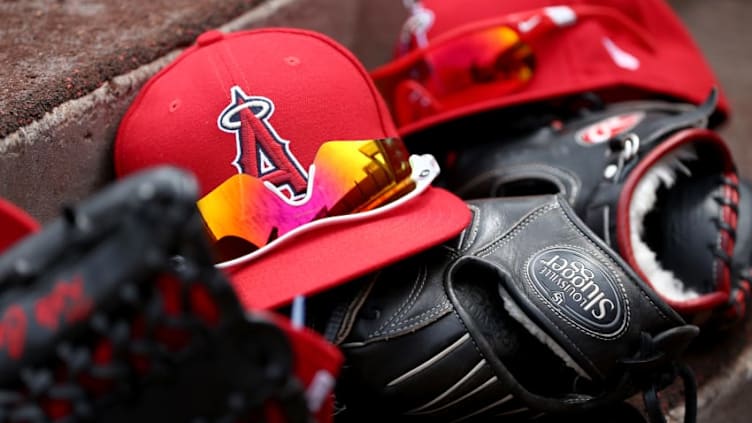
[373,0,729,135]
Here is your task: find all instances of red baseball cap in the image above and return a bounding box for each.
[0,198,39,253]
[114,28,471,310]
[373,0,729,136]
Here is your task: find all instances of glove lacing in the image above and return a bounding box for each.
[712,176,752,324]
[620,331,697,423]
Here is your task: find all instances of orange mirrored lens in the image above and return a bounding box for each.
[422,26,533,98]
[197,138,415,249]
[374,5,657,128]
[374,25,534,127]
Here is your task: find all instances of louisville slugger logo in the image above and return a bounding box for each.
[575,112,645,146]
[218,86,308,200]
[527,247,627,338]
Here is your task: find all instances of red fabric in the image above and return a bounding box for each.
[115,28,398,197]
[373,0,729,135]
[0,198,39,252]
[114,28,471,310]
[268,313,343,423]
[226,187,470,310]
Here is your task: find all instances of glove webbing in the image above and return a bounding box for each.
[0,171,310,423]
[0,266,307,423]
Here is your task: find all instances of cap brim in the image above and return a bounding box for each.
[378,69,729,137]
[226,187,471,310]
[0,198,40,252]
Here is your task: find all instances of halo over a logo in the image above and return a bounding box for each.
[218,86,308,200]
[527,247,628,338]
[575,112,645,146]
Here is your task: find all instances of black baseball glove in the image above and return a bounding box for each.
[317,195,698,423]
[443,90,750,327]
[0,167,310,423]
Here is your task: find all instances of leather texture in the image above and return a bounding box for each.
[444,92,746,322]
[656,172,732,294]
[330,195,696,422]
[0,167,312,423]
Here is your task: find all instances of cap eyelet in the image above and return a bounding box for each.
[169,99,181,112]
[284,56,301,66]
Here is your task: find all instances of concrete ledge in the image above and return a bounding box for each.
[0,0,267,139]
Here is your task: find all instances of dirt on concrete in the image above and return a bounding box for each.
[0,0,265,139]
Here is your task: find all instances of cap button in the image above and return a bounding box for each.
[196,30,225,47]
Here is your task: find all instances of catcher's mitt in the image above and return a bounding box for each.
[0,167,332,423]
[319,195,698,423]
[443,89,750,327]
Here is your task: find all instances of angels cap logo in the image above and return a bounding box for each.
[218,86,308,200]
[576,112,645,146]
